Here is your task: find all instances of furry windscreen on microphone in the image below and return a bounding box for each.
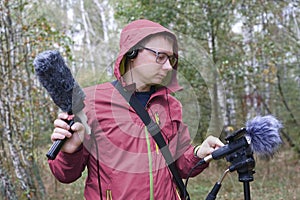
[33,50,85,113]
[246,115,283,159]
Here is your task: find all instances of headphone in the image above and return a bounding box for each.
[126,49,139,59]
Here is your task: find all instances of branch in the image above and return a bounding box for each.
[276,72,299,126]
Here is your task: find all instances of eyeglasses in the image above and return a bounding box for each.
[140,46,177,67]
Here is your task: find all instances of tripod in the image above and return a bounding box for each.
[206,129,256,200]
[228,135,255,200]
[231,156,255,200]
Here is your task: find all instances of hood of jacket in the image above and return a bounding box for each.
[114,19,181,93]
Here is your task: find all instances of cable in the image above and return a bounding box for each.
[184,159,207,198]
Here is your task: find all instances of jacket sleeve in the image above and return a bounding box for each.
[174,122,209,179]
[48,86,99,184]
[48,144,89,183]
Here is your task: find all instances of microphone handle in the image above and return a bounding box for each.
[46,119,75,160]
[212,136,248,160]
[205,182,221,200]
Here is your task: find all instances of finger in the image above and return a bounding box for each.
[58,112,69,120]
[51,132,66,142]
[207,136,224,147]
[198,146,215,158]
[70,123,85,142]
[208,147,216,154]
[58,112,75,121]
[70,122,83,132]
[54,118,70,130]
[202,146,214,154]
[51,127,72,141]
[214,138,225,147]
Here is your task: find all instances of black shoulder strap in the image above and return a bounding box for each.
[113,82,190,200]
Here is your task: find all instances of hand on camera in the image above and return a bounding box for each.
[196,136,224,159]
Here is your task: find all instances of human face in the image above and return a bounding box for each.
[129,35,175,91]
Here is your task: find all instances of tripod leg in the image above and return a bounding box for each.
[243,182,251,200]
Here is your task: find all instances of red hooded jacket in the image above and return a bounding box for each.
[48,19,208,200]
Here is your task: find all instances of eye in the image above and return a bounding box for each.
[157,53,168,62]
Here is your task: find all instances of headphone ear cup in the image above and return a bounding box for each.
[126,50,138,59]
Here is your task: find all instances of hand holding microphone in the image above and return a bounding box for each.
[33,50,90,160]
[51,113,85,154]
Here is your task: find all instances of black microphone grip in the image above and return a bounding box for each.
[46,118,75,160]
[211,136,248,160]
[205,182,221,200]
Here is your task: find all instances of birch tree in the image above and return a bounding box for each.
[1,0,73,199]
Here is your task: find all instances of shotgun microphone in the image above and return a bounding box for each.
[33,50,89,160]
[198,115,283,166]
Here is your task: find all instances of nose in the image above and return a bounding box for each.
[162,59,173,71]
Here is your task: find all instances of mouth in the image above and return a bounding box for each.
[158,72,168,77]
[156,74,166,80]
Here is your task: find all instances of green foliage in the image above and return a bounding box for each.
[114,0,177,26]
[1,0,300,199]
[176,57,212,142]
[113,0,300,145]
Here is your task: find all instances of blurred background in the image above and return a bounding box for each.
[0,0,299,199]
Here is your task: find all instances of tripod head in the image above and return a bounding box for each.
[225,128,256,182]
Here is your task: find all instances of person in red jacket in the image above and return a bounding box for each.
[48,19,224,200]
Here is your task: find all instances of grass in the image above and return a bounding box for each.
[41,146,300,200]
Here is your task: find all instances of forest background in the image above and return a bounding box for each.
[0,0,299,199]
